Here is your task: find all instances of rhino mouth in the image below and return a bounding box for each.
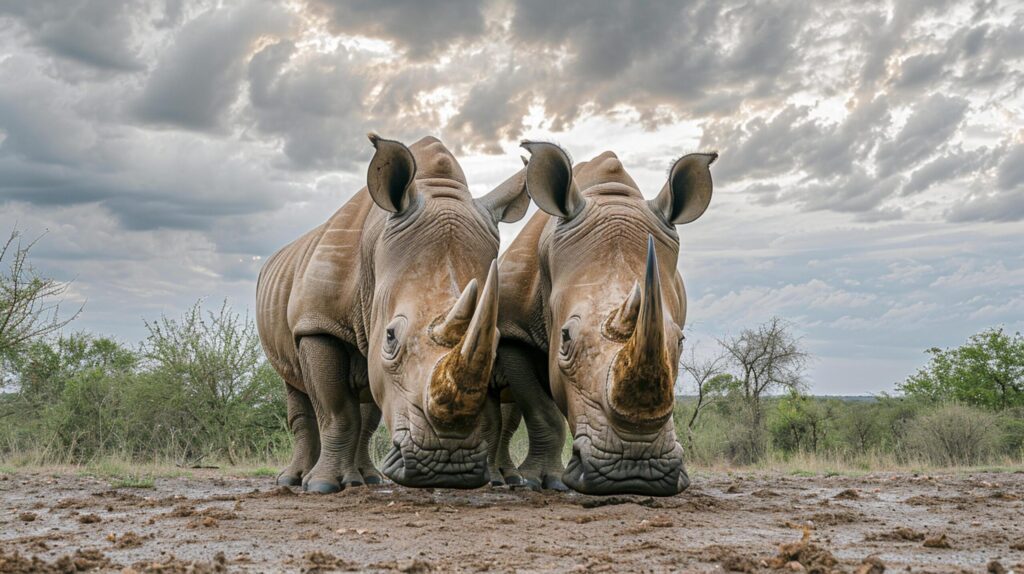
[562,424,688,496]
[381,427,489,488]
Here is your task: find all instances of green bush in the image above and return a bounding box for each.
[904,403,1001,466]
[0,301,290,465]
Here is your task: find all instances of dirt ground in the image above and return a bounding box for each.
[1,468,1022,573]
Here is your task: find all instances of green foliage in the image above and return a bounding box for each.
[769,392,838,453]
[0,301,289,466]
[899,328,1024,409]
[904,403,1001,466]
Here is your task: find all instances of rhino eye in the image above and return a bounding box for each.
[382,316,406,360]
[558,318,579,358]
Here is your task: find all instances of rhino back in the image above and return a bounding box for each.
[256,189,376,392]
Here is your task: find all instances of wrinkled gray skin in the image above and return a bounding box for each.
[256,135,529,492]
[493,142,716,496]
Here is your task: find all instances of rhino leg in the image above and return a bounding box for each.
[277,384,320,487]
[355,401,383,485]
[482,395,506,487]
[497,401,523,486]
[297,335,364,494]
[499,342,568,492]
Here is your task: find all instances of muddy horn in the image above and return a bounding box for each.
[427,261,500,429]
[608,236,674,427]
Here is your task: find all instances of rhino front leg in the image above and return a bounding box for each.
[277,383,320,487]
[482,394,505,487]
[298,335,363,494]
[499,342,568,491]
[355,401,383,485]
[497,401,524,486]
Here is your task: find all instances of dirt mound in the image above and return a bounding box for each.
[126,553,227,573]
[833,489,860,500]
[303,551,357,573]
[923,533,952,548]
[0,548,115,573]
[866,526,924,542]
[698,545,759,573]
[767,528,839,574]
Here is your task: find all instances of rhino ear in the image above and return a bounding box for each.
[649,152,717,225]
[521,141,584,220]
[477,160,529,223]
[367,133,417,214]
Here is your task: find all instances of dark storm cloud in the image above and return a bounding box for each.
[135,0,290,131]
[0,0,145,71]
[247,41,375,169]
[303,0,486,58]
[506,0,811,128]
[445,66,536,153]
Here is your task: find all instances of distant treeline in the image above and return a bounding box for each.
[0,299,1020,470]
[1,229,1022,469]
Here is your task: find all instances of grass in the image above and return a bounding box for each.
[241,466,278,477]
[111,474,156,489]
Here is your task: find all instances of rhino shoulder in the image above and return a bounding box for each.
[497,210,550,349]
[287,190,375,347]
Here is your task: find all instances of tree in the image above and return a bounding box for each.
[719,316,808,427]
[899,328,1024,410]
[770,392,836,453]
[678,347,730,451]
[0,228,81,375]
[142,300,285,464]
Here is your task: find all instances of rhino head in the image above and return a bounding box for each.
[366,135,528,488]
[523,141,715,496]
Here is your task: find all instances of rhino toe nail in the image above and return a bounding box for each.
[544,478,569,492]
[363,475,383,485]
[305,480,341,494]
[504,475,525,487]
[277,475,302,487]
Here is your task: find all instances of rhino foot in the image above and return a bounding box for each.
[305,479,342,494]
[276,473,302,487]
[519,470,567,492]
[501,468,524,487]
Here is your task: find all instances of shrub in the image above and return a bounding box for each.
[904,403,1001,466]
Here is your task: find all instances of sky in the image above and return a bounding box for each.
[0,0,1022,395]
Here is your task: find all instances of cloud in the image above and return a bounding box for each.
[134,0,291,131]
[1,0,1022,399]
[303,0,486,58]
[0,0,145,71]
[875,94,968,177]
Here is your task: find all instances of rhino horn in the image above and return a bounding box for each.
[430,279,479,346]
[603,281,641,341]
[427,260,499,429]
[608,236,674,427]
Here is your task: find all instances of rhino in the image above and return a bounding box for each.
[492,142,716,496]
[256,134,529,492]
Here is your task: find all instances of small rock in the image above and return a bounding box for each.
[987,560,1006,574]
[923,533,952,549]
[18,512,36,522]
[786,560,805,571]
[856,555,886,574]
